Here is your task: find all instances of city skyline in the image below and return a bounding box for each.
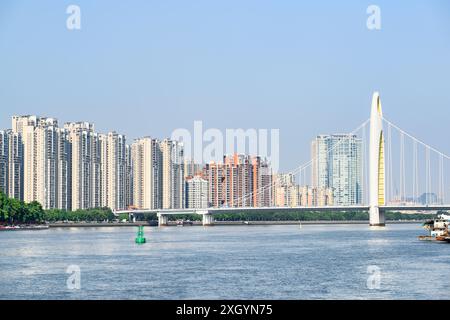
[1,109,446,212]
[3,1,450,305]
[1,1,450,172]
[0,111,366,212]
[0,113,279,211]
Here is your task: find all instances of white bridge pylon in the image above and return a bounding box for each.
[369,92,386,226]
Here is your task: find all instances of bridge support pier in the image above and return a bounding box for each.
[369,206,385,227]
[157,213,168,227]
[202,213,214,226]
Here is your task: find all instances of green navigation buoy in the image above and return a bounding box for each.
[135,225,146,244]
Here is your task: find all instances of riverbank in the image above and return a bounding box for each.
[47,220,426,228]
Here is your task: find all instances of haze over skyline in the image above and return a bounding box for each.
[1,0,450,171]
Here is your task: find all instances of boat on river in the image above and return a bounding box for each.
[176,219,193,226]
[419,214,450,242]
[0,225,49,231]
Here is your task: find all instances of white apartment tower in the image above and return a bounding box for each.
[161,139,185,209]
[124,144,133,209]
[56,128,72,211]
[311,134,362,205]
[34,118,59,209]
[131,137,163,210]
[0,130,9,195]
[13,115,37,204]
[274,173,296,207]
[185,175,209,209]
[65,122,101,210]
[11,116,68,209]
[100,132,127,211]
[8,131,23,200]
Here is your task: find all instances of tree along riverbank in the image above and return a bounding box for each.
[0,192,115,225]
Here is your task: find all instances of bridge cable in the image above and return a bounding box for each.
[413,140,419,204]
[439,154,444,204]
[383,118,450,161]
[426,147,431,204]
[400,132,405,202]
[362,124,367,204]
[387,122,393,204]
[383,117,450,205]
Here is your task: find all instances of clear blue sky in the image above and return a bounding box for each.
[1,0,449,171]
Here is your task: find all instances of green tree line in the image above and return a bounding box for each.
[0,192,114,224]
[44,208,115,222]
[211,211,437,222]
[159,211,438,222]
[0,192,45,223]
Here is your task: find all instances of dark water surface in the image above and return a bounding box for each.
[0,224,448,300]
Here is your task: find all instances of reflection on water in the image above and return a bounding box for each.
[0,224,448,300]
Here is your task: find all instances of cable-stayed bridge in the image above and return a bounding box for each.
[115,92,450,227]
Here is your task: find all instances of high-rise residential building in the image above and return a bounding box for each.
[299,186,334,207]
[100,132,127,211]
[124,144,133,209]
[274,173,296,207]
[311,135,330,191]
[161,139,184,209]
[12,115,38,136]
[289,185,302,207]
[0,130,9,195]
[204,154,273,208]
[65,122,101,210]
[311,134,362,205]
[185,175,209,209]
[131,137,163,210]
[223,154,253,207]
[34,118,59,209]
[11,116,66,209]
[99,134,107,207]
[252,156,272,207]
[273,174,333,207]
[184,158,202,178]
[8,131,23,200]
[316,187,334,206]
[203,161,225,208]
[14,116,38,204]
[56,128,71,211]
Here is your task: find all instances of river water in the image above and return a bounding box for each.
[0,224,448,300]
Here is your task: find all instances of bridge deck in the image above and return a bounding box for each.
[115,205,450,216]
